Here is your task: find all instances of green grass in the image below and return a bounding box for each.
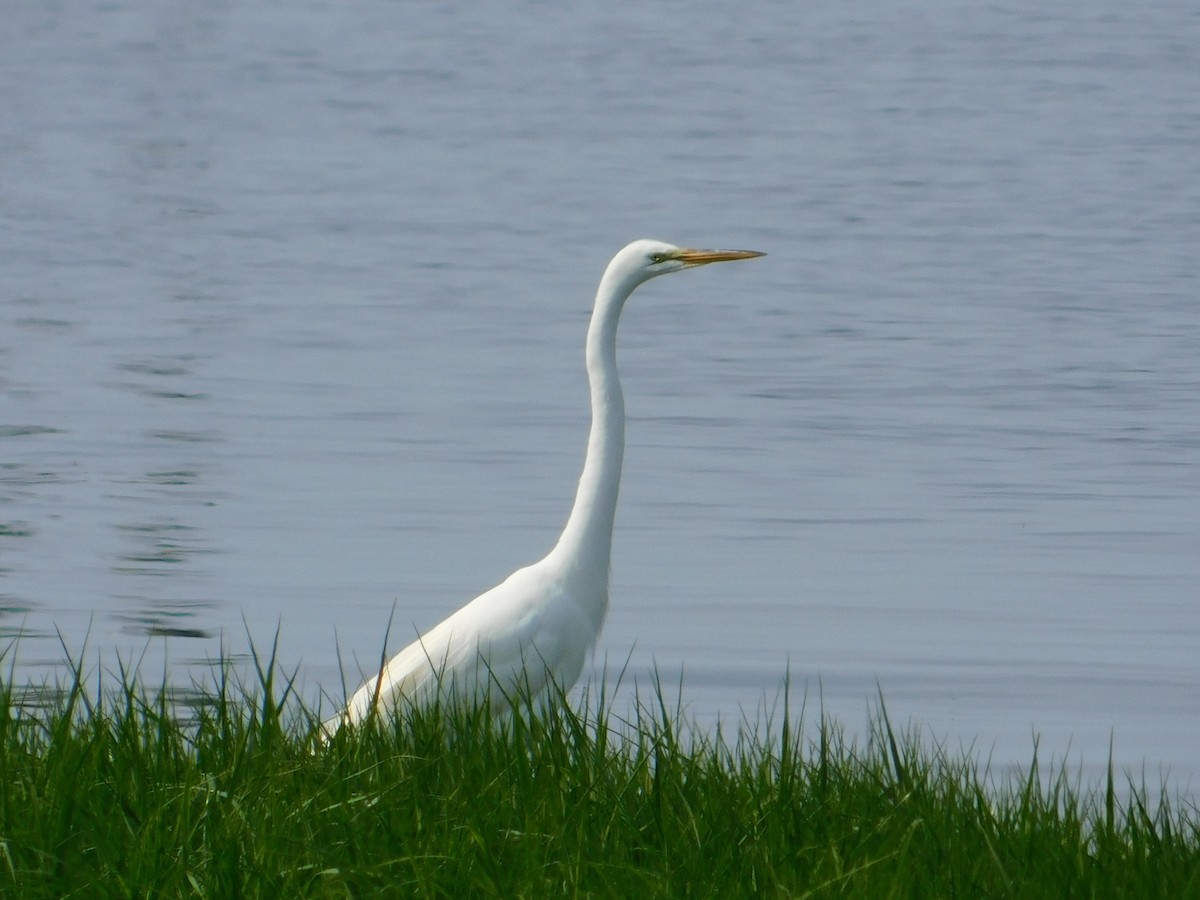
[1,642,1198,898]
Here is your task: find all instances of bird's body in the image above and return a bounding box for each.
[325,239,762,733]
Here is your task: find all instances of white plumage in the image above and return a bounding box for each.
[324,239,763,734]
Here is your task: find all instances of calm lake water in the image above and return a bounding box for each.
[3,0,1198,787]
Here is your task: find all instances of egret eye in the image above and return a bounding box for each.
[649,252,668,264]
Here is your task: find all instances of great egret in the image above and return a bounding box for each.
[325,239,763,733]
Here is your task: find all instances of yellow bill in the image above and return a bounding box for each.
[671,248,766,266]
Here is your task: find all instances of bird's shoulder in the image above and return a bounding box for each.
[460,561,573,622]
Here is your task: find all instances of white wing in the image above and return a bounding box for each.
[328,561,593,731]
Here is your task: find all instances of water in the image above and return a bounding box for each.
[2,0,1198,786]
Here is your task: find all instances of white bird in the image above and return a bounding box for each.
[325,239,763,733]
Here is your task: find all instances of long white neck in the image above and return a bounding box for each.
[548,263,636,608]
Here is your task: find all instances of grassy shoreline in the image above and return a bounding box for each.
[2,649,1198,897]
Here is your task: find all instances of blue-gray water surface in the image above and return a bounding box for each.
[2,0,1198,788]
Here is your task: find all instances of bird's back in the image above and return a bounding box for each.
[329,559,597,730]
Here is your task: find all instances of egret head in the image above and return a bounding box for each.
[608,239,764,292]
